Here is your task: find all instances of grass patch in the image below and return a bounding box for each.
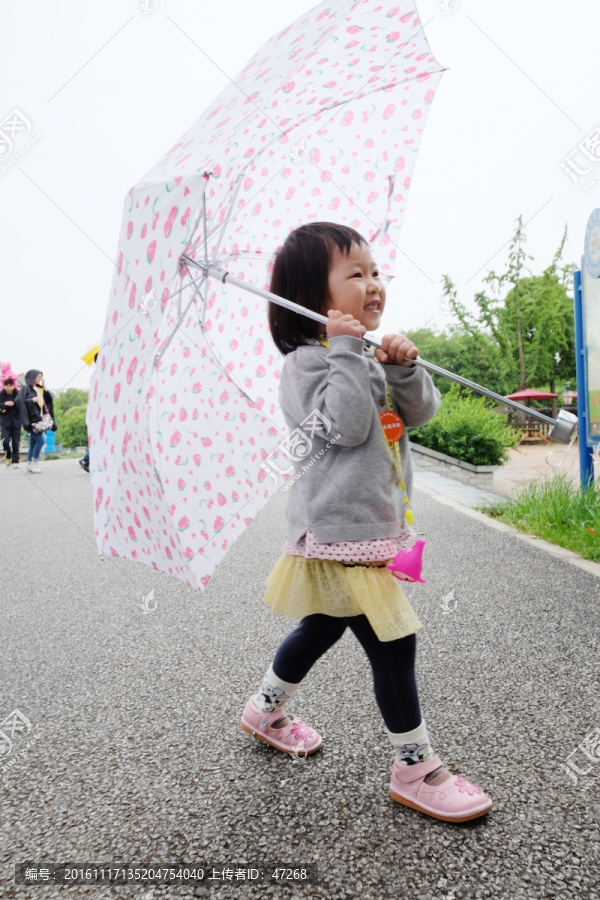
[43,453,82,460]
[478,473,600,562]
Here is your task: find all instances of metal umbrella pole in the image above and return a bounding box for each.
[183,257,578,444]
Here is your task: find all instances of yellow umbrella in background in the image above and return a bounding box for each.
[81,344,100,367]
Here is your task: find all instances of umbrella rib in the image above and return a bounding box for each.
[196,326,286,438]
[180,175,211,263]
[208,172,245,260]
[184,171,245,260]
[155,269,286,439]
[73,252,188,397]
[153,272,209,369]
[198,165,285,254]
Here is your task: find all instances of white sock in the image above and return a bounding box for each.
[253,665,300,713]
[387,718,435,765]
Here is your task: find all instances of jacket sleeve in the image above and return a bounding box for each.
[281,335,373,446]
[21,390,41,430]
[16,389,31,429]
[381,362,441,428]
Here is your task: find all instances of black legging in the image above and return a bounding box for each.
[272,614,421,733]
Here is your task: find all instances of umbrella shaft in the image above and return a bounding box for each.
[201,262,560,428]
[403,360,556,426]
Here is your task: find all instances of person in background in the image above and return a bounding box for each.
[79,351,97,473]
[0,378,22,467]
[16,369,57,474]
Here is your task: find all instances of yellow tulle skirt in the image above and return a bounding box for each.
[262,554,422,642]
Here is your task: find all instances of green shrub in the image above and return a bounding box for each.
[409,386,518,466]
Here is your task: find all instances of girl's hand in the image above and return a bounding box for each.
[326,309,366,340]
[374,334,418,367]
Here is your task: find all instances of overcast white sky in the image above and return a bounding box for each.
[2,0,599,392]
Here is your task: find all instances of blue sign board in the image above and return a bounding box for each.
[575,209,600,485]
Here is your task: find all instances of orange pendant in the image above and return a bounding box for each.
[379,409,404,443]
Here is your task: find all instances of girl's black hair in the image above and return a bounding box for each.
[268,222,367,355]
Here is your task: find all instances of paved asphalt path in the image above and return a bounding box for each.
[1,459,599,900]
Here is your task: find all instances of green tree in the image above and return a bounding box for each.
[57,405,88,449]
[53,388,89,414]
[406,326,511,397]
[442,217,576,411]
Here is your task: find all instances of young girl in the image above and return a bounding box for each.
[241,222,492,823]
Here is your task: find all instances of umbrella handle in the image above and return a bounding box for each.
[190,259,578,444]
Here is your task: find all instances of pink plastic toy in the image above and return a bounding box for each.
[386,539,426,583]
[0,361,18,392]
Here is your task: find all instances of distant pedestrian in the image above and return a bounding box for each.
[241,223,492,823]
[0,377,22,467]
[16,369,57,474]
[79,351,97,473]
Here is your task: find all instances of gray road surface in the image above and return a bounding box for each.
[0,459,599,900]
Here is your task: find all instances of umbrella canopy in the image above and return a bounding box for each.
[505,389,559,402]
[89,0,444,590]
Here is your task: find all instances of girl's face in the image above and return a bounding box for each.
[35,373,43,385]
[327,242,386,331]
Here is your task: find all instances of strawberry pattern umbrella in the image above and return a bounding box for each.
[89,0,444,590]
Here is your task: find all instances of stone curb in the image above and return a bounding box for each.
[408,440,497,473]
[414,475,600,581]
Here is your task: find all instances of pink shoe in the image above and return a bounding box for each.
[389,755,492,823]
[241,698,322,756]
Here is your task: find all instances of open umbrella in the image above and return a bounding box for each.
[81,344,100,367]
[89,0,445,590]
[505,389,559,403]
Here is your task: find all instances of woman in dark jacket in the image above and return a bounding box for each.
[16,369,57,474]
